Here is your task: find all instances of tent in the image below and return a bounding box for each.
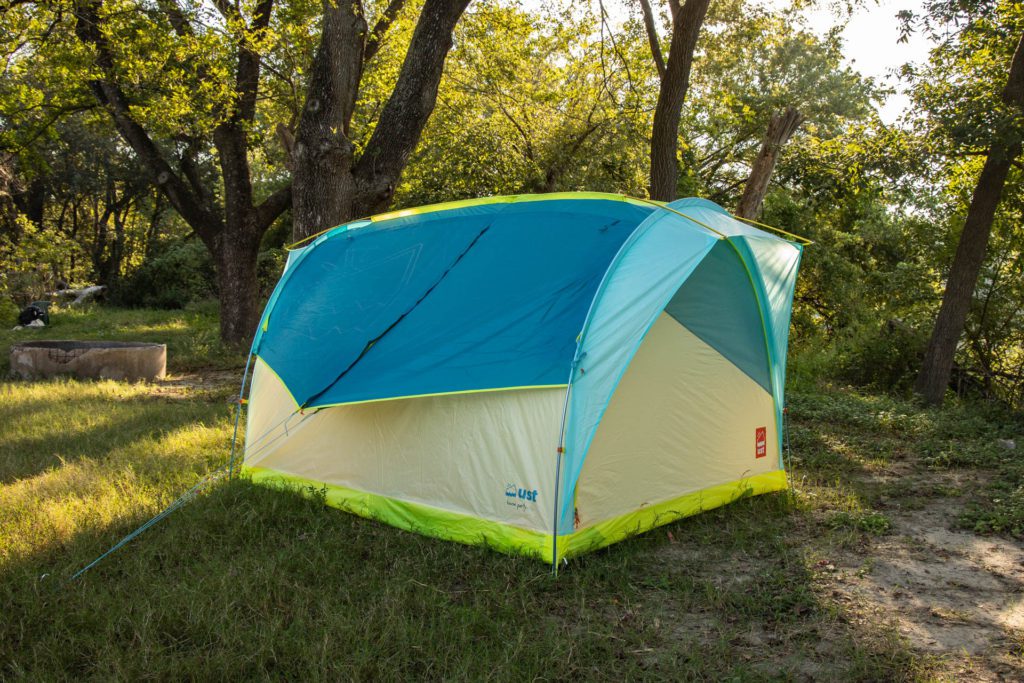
[241,192,803,565]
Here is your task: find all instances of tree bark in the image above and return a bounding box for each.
[735,106,804,220]
[914,32,1024,405]
[648,0,711,202]
[291,0,366,240]
[215,232,262,348]
[291,0,472,241]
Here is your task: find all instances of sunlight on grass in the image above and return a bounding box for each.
[0,379,231,568]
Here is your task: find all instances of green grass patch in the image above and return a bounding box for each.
[788,384,1023,537]
[0,301,244,375]
[1,377,935,680]
[826,510,893,536]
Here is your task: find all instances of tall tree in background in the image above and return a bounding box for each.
[735,106,804,219]
[290,0,472,241]
[638,0,712,201]
[70,0,291,345]
[916,34,1024,403]
[913,2,1024,404]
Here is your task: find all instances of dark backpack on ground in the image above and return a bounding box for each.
[17,303,49,326]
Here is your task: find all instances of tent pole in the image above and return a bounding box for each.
[551,355,578,575]
[551,445,562,575]
[228,348,256,478]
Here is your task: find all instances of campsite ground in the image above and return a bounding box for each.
[2,305,1023,681]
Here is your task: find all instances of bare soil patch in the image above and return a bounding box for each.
[147,369,240,400]
[830,472,1024,681]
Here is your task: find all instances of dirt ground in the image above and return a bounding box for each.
[829,470,1024,681]
[148,370,241,399]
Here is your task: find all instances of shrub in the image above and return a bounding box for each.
[795,319,927,393]
[257,248,286,301]
[0,295,18,328]
[111,240,216,309]
[0,215,86,305]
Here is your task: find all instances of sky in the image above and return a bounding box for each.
[763,0,934,123]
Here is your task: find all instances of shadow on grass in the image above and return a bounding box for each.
[0,382,225,485]
[1,478,933,681]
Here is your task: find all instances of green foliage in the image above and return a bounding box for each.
[0,296,19,328]
[398,1,653,204]
[794,320,928,394]
[827,510,892,535]
[963,482,1024,537]
[110,240,216,310]
[256,248,286,301]
[0,214,87,305]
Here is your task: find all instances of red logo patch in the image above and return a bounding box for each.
[755,427,767,458]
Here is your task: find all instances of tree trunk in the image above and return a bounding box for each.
[736,106,804,220]
[73,0,291,348]
[914,142,1020,404]
[291,0,366,240]
[915,32,1024,405]
[648,0,712,201]
[215,232,262,346]
[110,196,128,280]
[291,0,472,241]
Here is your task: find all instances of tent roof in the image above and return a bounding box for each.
[252,193,798,412]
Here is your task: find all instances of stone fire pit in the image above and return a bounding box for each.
[9,341,167,382]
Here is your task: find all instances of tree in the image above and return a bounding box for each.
[8,0,470,344]
[289,0,473,241]
[912,1,1024,404]
[398,1,654,204]
[638,0,712,201]
[66,0,291,345]
[678,2,875,212]
[735,106,804,219]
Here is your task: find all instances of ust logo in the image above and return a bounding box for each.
[755,427,767,458]
[504,483,538,511]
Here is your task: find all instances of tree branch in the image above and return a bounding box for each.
[155,0,193,36]
[363,0,407,65]
[637,0,666,80]
[352,0,471,215]
[72,0,221,239]
[234,0,274,124]
[253,183,292,232]
[212,0,243,24]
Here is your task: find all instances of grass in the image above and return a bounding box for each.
[2,305,1021,680]
[0,300,244,375]
[786,384,1024,536]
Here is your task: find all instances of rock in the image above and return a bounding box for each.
[997,439,1016,451]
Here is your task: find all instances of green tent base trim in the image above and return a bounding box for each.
[244,467,788,564]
